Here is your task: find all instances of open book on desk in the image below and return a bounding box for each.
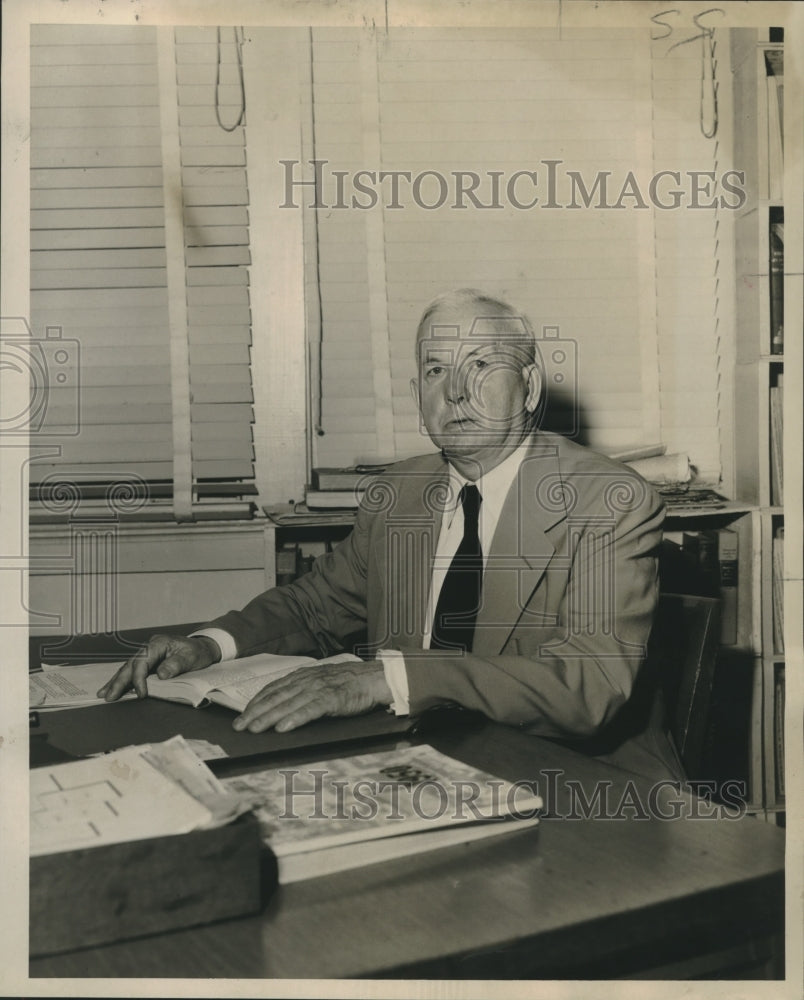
[30,651,361,714]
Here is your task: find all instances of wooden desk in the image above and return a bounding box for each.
[29,632,785,980]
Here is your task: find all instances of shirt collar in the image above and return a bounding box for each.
[444,440,532,528]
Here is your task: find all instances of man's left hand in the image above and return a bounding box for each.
[232,659,392,733]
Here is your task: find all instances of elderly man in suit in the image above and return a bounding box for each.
[101,288,682,780]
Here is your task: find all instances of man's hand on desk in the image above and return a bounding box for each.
[232,660,392,733]
[97,634,222,701]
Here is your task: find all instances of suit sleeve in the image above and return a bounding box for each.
[203,509,372,659]
[403,482,665,740]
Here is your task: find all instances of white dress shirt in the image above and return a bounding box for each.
[194,443,532,715]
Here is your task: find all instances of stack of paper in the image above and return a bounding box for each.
[30,736,250,857]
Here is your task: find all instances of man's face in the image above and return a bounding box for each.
[412,305,541,470]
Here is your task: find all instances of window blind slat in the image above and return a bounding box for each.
[32,107,163,130]
[187,285,247,306]
[31,64,159,87]
[30,167,164,189]
[30,462,174,483]
[32,207,165,229]
[185,244,249,263]
[183,205,249,226]
[187,267,248,287]
[30,86,160,108]
[32,248,167,270]
[32,189,164,210]
[32,147,163,169]
[44,404,173,426]
[32,43,157,66]
[32,228,165,251]
[183,186,249,206]
[32,269,166,289]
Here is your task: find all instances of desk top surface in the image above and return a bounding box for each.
[28,631,785,980]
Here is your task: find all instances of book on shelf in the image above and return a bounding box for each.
[715,528,739,645]
[677,528,738,644]
[276,543,300,586]
[305,487,365,509]
[29,651,361,714]
[311,465,388,491]
[772,525,784,654]
[221,744,542,883]
[765,49,784,203]
[769,220,784,355]
[681,530,720,598]
[770,374,784,505]
[774,666,785,802]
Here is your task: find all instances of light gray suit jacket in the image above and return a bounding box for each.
[209,432,683,781]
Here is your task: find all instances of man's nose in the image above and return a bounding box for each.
[446,367,468,404]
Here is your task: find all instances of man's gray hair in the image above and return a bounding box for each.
[415,288,539,367]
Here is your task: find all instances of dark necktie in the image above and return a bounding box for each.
[430,484,483,652]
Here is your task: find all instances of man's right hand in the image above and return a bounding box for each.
[97,634,221,702]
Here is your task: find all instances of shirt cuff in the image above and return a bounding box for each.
[190,627,238,662]
[378,648,410,716]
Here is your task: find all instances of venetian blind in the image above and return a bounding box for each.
[308,27,658,467]
[29,24,254,516]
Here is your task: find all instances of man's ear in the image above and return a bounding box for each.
[523,363,543,414]
[410,376,420,408]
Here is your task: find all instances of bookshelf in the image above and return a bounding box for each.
[729,26,795,822]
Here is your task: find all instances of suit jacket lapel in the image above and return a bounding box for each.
[473,438,567,656]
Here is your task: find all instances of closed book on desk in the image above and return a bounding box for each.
[223,744,542,883]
